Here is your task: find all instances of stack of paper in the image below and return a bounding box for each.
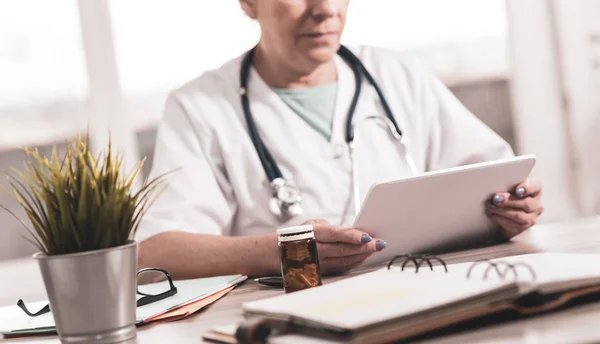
[0,274,246,338]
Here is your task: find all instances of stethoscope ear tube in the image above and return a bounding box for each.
[337,45,402,142]
[342,46,363,143]
[240,48,283,182]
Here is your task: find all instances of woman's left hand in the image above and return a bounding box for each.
[486,179,544,239]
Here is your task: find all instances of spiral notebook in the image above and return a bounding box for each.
[220,253,600,344]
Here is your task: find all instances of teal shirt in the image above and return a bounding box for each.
[273,82,338,141]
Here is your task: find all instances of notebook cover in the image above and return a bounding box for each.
[233,285,600,344]
[235,253,600,343]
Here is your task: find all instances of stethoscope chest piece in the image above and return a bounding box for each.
[269,178,303,220]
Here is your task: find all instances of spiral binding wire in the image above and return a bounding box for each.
[387,254,448,272]
[386,255,537,281]
[466,259,537,281]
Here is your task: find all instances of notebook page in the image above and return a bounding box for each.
[135,274,246,320]
[0,301,54,333]
[243,268,516,331]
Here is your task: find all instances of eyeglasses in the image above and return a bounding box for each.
[17,299,50,317]
[136,268,178,307]
[17,267,178,317]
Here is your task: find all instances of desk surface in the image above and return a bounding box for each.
[2,216,600,344]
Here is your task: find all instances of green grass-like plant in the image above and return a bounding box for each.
[1,135,165,256]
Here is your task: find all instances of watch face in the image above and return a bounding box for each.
[277,185,299,204]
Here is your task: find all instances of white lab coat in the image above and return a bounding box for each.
[136,46,513,242]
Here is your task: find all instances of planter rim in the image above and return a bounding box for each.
[32,240,138,260]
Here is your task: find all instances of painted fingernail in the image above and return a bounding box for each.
[516,187,525,197]
[493,195,504,204]
[487,202,497,209]
[376,241,387,250]
[361,234,372,243]
[486,209,493,215]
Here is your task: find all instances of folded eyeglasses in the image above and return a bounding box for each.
[17,267,178,317]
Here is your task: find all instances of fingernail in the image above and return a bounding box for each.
[376,240,387,250]
[516,187,525,197]
[486,209,493,215]
[493,195,504,204]
[487,203,497,209]
[361,234,372,243]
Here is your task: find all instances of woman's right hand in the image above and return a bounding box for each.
[304,219,387,275]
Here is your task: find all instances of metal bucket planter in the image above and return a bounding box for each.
[34,241,138,344]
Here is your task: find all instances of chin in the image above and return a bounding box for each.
[304,44,340,64]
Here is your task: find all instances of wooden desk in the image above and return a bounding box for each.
[2,216,600,344]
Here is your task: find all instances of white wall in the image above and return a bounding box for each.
[506,0,579,222]
[552,0,600,216]
[507,0,600,221]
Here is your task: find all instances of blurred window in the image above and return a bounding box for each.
[111,0,508,95]
[0,0,87,147]
[0,0,86,108]
[0,0,508,147]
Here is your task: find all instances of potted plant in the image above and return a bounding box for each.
[1,135,165,343]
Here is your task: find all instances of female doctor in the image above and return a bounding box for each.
[137,0,544,279]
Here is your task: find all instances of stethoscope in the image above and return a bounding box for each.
[240,44,419,223]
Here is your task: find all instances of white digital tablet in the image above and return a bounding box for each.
[353,155,537,266]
